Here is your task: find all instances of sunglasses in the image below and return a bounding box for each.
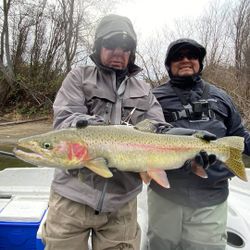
[102,37,134,52]
[172,51,199,62]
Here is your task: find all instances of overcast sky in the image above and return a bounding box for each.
[114,0,212,38]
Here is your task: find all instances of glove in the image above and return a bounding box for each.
[192,150,217,169]
[181,151,217,179]
[159,126,217,141]
[75,116,105,128]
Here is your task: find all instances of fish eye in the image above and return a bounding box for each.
[43,142,52,149]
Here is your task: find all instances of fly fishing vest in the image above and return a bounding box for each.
[163,82,219,123]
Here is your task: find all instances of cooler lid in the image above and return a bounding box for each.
[0,196,48,222]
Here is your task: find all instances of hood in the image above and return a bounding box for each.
[92,14,138,73]
[165,38,206,78]
[89,52,142,77]
[94,14,137,45]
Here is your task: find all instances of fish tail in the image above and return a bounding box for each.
[216,136,247,181]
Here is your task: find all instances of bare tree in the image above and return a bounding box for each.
[29,0,47,78]
[225,0,250,105]
[0,0,123,110]
[244,45,250,97]
[231,0,250,74]
[136,32,169,86]
[12,12,31,72]
[42,4,65,81]
[59,0,79,72]
[136,50,154,85]
[196,0,232,68]
[0,0,16,108]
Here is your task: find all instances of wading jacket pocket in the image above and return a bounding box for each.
[122,97,150,125]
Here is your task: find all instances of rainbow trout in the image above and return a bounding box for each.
[13,120,247,188]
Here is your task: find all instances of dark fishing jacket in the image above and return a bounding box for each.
[151,78,250,208]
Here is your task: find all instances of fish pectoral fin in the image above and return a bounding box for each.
[139,172,152,184]
[147,169,170,188]
[191,161,208,178]
[85,158,113,178]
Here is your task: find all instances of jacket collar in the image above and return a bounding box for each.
[89,53,142,77]
[170,74,202,89]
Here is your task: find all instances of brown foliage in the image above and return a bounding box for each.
[203,65,250,129]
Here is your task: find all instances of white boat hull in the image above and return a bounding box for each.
[0,167,249,249]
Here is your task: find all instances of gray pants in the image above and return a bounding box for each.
[42,191,141,250]
[147,188,227,250]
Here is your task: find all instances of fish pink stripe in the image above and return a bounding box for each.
[117,142,191,152]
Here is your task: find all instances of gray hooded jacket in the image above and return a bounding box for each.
[51,15,165,212]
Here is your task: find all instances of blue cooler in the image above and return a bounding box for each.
[0,196,48,250]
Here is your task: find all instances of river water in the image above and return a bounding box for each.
[0,144,34,170]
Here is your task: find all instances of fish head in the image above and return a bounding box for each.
[13,129,90,169]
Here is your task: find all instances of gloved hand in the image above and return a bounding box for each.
[181,150,217,178]
[75,116,105,128]
[192,150,217,169]
[156,124,217,141]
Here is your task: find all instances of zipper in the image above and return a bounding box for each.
[95,179,108,214]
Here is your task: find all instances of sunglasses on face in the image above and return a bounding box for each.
[171,51,199,62]
[102,37,134,52]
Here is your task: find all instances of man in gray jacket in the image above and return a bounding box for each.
[42,14,166,250]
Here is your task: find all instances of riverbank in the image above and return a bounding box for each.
[0,119,52,146]
[0,119,53,170]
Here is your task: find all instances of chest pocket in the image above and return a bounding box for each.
[209,101,229,136]
[210,101,228,122]
[122,97,150,125]
[85,89,115,123]
[86,97,113,116]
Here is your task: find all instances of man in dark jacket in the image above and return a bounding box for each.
[148,38,250,250]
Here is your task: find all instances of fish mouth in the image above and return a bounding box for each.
[13,140,83,169]
[13,146,50,166]
[14,147,43,159]
[13,140,55,167]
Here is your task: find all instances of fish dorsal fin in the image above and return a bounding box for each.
[85,157,113,178]
[134,119,158,133]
